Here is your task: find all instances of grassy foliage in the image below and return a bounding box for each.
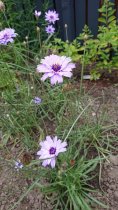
[0,0,36,39]
[1,51,117,208]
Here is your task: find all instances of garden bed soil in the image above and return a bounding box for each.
[0,78,118,210]
[91,155,118,210]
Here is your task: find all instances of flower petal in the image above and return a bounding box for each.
[55,140,67,155]
[42,159,51,167]
[62,63,76,71]
[40,141,50,150]
[50,158,56,168]
[59,71,72,78]
[41,72,54,81]
[50,74,63,85]
[37,64,51,73]
[45,136,54,145]
[60,141,68,148]
[37,136,67,168]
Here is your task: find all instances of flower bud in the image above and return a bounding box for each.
[23,41,26,45]
[84,34,88,40]
[25,36,28,40]
[36,26,40,32]
[64,24,68,28]
[0,1,5,11]
[35,57,40,63]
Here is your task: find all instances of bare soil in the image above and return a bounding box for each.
[101,155,118,210]
[0,157,54,210]
[91,155,118,210]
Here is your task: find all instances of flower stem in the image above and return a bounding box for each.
[80,43,86,95]
[64,101,92,142]
[3,11,10,28]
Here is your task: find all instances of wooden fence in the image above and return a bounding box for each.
[36,0,118,41]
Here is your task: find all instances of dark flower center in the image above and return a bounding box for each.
[4,34,9,39]
[49,147,56,155]
[17,162,22,167]
[50,15,54,19]
[52,64,61,72]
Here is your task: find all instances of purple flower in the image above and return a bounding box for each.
[34,10,41,18]
[33,97,42,104]
[36,54,75,85]
[0,28,17,45]
[37,136,67,168]
[45,10,59,24]
[45,25,55,34]
[15,160,23,170]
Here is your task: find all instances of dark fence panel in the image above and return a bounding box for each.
[35,0,44,10]
[115,0,118,17]
[88,0,100,36]
[75,0,86,37]
[54,0,77,40]
[36,0,118,41]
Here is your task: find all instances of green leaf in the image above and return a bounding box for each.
[98,6,106,13]
[0,133,11,147]
[108,16,116,23]
[78,46,85,51]
[0,68,16,88]
[98,17,106,24]
[108,9,116,17]
[54,38,63,44]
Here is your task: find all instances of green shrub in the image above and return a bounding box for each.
[49,0,118,80]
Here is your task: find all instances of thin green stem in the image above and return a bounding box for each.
[80,43,86,95]
[38,27,42,55]
[0,48,16,87]
[64,101,92,142]
[3,11,10,28]
[65,24,69,42]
